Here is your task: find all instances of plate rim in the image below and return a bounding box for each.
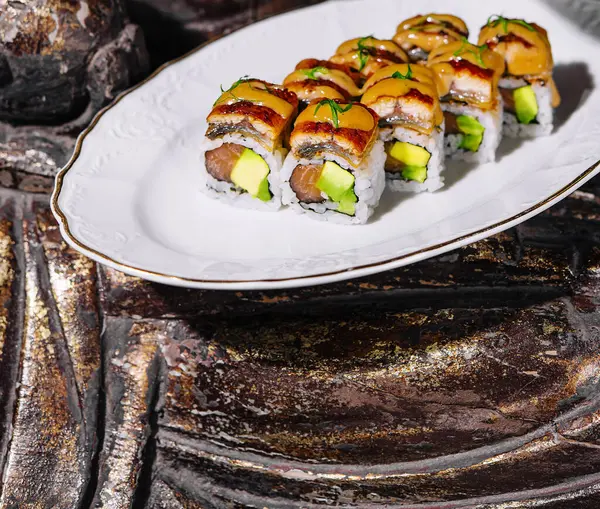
[51,2,600,290]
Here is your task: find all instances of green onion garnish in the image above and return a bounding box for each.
[391,63,413,80]
[216,75,250,104]
[357,35,375,71]
[487,15,536,34]
[453,37,488,68]
[314,99,354,128]
[301,67,329,80]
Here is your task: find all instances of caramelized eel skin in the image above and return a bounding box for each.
[399,14,469,36]
[360,64,443,135]
[362,63,437,90]
[295,58,362,86]
[478,19,561,107]
[283,67,362,105]
[428,41,506,110]
[330,37,409,81]
[291,101,379,167]
[206,79,299,150]
[394,14,468,59]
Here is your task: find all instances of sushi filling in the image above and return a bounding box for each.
[444,112,485,152]
[205,143,272,202]
[290,161,358,216]
[500,85,539,125]
[384,141,430,183]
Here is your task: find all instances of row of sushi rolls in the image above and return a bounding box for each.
[200,13,561,225]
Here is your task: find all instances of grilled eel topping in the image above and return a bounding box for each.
[291,100,378,167]
[295,58,362,86]
[361,64,443,135]
[283,67,362,105]
[428,40,506,110]
[361,63,437,91]
[478,16,560,107]
[206,79,298,151]
[330,37,409,82]
[394,14,469,62]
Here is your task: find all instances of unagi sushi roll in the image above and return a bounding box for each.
[479,16,561,137]
[428,40,506,163]
[283,62,362,110]
[295,58,362,87]
[361,64,445,193]
[280,99,385,225]
[330,37,409,85]
[200,78,298,210]
[394,14,469,63]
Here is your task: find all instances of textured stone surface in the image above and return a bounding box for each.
[127,0,325,68]
[1,0,600,507]
[0,0,145,124]
[0,193,101,508]
[1,178,600,506]
[0,0,149,186]
[92,318,161,508]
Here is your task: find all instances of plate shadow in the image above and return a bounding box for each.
[368,187,407,223]
[496,137,527,161]
[554,62,594,130]
[442,160,478,191]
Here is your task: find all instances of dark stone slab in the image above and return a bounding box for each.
[0,0,149,188]
[0,194,101,507]
[0,194,24,491]
[1,0,128,124]
[91,317,162,508]
[127,0,325,68]
[97,227,573,321]
[2,0,600,507]
[153,439,600,507]
[145,478,210,508]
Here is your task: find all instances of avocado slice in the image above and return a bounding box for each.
[389,142,431,168]
[460,134,484,152]
[315,161,358,216]
[255,177,272,202]
[230,148,272,202]
[514,86,538,125]
[456,115,485,152]
[456,115,485,135]
[401,166,428,183]
[337,188,358,216]
[316,161,355,202]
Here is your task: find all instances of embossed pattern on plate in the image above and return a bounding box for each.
[52,0,600,290]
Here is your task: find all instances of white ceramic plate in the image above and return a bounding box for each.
[52,0,600,290]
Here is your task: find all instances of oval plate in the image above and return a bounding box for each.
[52,0,600,290]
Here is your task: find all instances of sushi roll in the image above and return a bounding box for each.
[361,64,446,193]
[283,62,362,110]
[393,14,469,63]
[295,58,362,88]
[329,37,409,85]
[280,99,385,225]
[479,16,561,137]
[428,40,506,163]
[200,78,298,210]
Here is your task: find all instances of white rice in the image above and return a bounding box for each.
[280,140,386,225]
[198,134,285,211]
[500,78,553,138]
[443,96,503,164]
[380,125,446,193]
